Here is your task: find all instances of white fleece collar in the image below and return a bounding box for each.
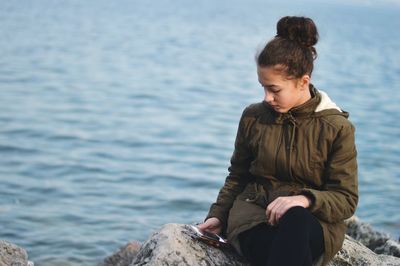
[315,90,342,113]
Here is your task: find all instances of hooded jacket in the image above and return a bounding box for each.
[206,85,358,266]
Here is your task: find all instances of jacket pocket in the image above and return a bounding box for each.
[237,182,268,209]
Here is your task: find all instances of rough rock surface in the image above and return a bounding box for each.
[345,216,400,257]
[100,221,400,266]
[99,241,141,266]
[0,240,30,266]
[130,224,248,266]
[329,235,400,266]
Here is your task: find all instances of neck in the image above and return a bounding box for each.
[296,86,312,107]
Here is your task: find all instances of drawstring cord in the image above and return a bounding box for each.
[274,112,298,181]
[285,113,297,180]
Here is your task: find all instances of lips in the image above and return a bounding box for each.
[263,101,280,110]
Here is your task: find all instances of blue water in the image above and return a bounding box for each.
[1,0,399,265]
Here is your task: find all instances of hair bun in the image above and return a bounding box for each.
[276,16,319,48]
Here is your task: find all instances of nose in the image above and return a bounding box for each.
[264,91,274,103]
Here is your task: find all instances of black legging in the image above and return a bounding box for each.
[238,206,324,266]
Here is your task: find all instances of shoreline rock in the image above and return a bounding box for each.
[100,224,247,266]
[0,240,34,266]
[332,235,400,266]
[3,216,398,265]
[100,216,400,266]
[100,241,142,266]
[345,216,400,257]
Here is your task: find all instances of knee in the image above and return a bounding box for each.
[281,206,312,224]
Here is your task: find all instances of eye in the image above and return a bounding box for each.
[270,86,281,93]
[263,85,281,93]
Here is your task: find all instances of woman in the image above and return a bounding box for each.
[197,16,358,266]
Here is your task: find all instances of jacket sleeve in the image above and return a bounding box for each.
[205,108,255,228]
[301,123,358,223]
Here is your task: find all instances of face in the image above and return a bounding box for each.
[257,65,311,113]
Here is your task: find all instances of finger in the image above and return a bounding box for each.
[266,197,280,220]
[269,205,281,226]
[273,202,290,224]
[276,200,300,224]
[197,223,207,230]
[210,228,220,234]
[197,221,212,230]
[268,198,285,225]
[270,198,289,225]
[205,225,219,234]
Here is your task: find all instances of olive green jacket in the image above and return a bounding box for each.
[206,85,358,266]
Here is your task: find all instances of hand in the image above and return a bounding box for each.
[197,217,222,235]
[265,195,311,226]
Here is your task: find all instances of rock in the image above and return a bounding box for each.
[99,241,141,266]
[345,216,400,257]
[0,240,33,266]
[131,224,248,266]
[328,235,400,266]
[374,239,400,258]
[103,221,400,266]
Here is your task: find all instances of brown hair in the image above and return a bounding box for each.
[257,16,319,78]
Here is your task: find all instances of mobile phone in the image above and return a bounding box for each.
[189,225,228,247]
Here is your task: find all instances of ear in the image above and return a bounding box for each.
[298,74,310,90]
